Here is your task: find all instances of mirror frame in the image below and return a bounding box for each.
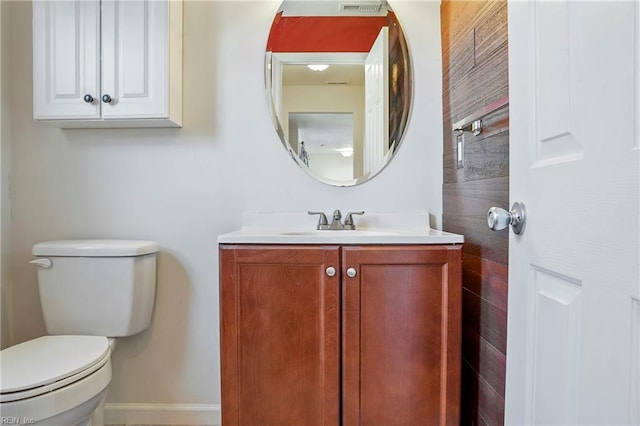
[265,1,413,186]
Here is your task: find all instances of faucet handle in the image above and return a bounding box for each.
[344,211,365,227]
[308,211,329,227]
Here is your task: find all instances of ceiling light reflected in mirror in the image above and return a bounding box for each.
[307,64,330,72]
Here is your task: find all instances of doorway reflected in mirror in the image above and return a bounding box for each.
[290,113,355,181]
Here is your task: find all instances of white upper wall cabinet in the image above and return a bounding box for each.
[32,0,182,128]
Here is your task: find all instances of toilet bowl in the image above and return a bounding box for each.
[0,336,115,425]
[0,240,158,425]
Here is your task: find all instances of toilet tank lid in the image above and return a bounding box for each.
[33,240,159,257]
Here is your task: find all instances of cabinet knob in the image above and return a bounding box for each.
[326,267,336,277]
[101,94,113,104]
[346,267,357,278]
[83,94,94,103]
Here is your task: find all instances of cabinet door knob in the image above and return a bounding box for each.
[326,267,336,277]
[346,267,357,278]
[83,94,94,103]
[102,94,113,103]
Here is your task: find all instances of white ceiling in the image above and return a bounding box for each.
[283,64,365,86]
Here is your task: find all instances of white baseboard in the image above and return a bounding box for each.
[104,403,221,425]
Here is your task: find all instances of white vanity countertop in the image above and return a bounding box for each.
[217,212,464,245]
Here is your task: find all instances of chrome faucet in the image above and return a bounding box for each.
[308,210,364,230]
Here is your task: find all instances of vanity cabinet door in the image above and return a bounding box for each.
[341,245,462,426]
[220,245,340,426]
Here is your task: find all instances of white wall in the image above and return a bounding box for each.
[1,0,12,351]
[4,0,443,423]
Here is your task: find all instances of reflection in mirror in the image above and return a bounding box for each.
[266,1,412,186]
[290,113,355,181]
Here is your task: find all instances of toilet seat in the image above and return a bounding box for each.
[0,335,110,403]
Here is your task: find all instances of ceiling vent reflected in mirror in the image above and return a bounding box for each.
[340,3,383,14]
[281,0,387,17]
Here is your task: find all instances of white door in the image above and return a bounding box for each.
[101,0,169,119]
[32,0,100,119]
[505,1,639,425]
[363,27,389,175]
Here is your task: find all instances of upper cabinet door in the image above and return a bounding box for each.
[101,0,169,120]
[32,0,101,119]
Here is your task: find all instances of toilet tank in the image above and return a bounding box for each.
[32,240,158,337]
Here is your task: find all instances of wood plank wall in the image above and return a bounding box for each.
[440,1,509,425]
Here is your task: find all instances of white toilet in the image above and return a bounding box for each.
[0,240,158,425]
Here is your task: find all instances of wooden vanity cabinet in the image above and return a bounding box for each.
[219,244,462,426]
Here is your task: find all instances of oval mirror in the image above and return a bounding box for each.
[265,1,412,186]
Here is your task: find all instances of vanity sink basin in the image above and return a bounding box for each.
[278,230,396,237]
[217,212,464,245]
[218,212,463,244]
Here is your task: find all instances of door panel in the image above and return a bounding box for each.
[507,1,639,424]
[632,299,640,423]
[360,264,443,423]
[528,266,582,424]
[364,27,389,175]
[534,0,582,165]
